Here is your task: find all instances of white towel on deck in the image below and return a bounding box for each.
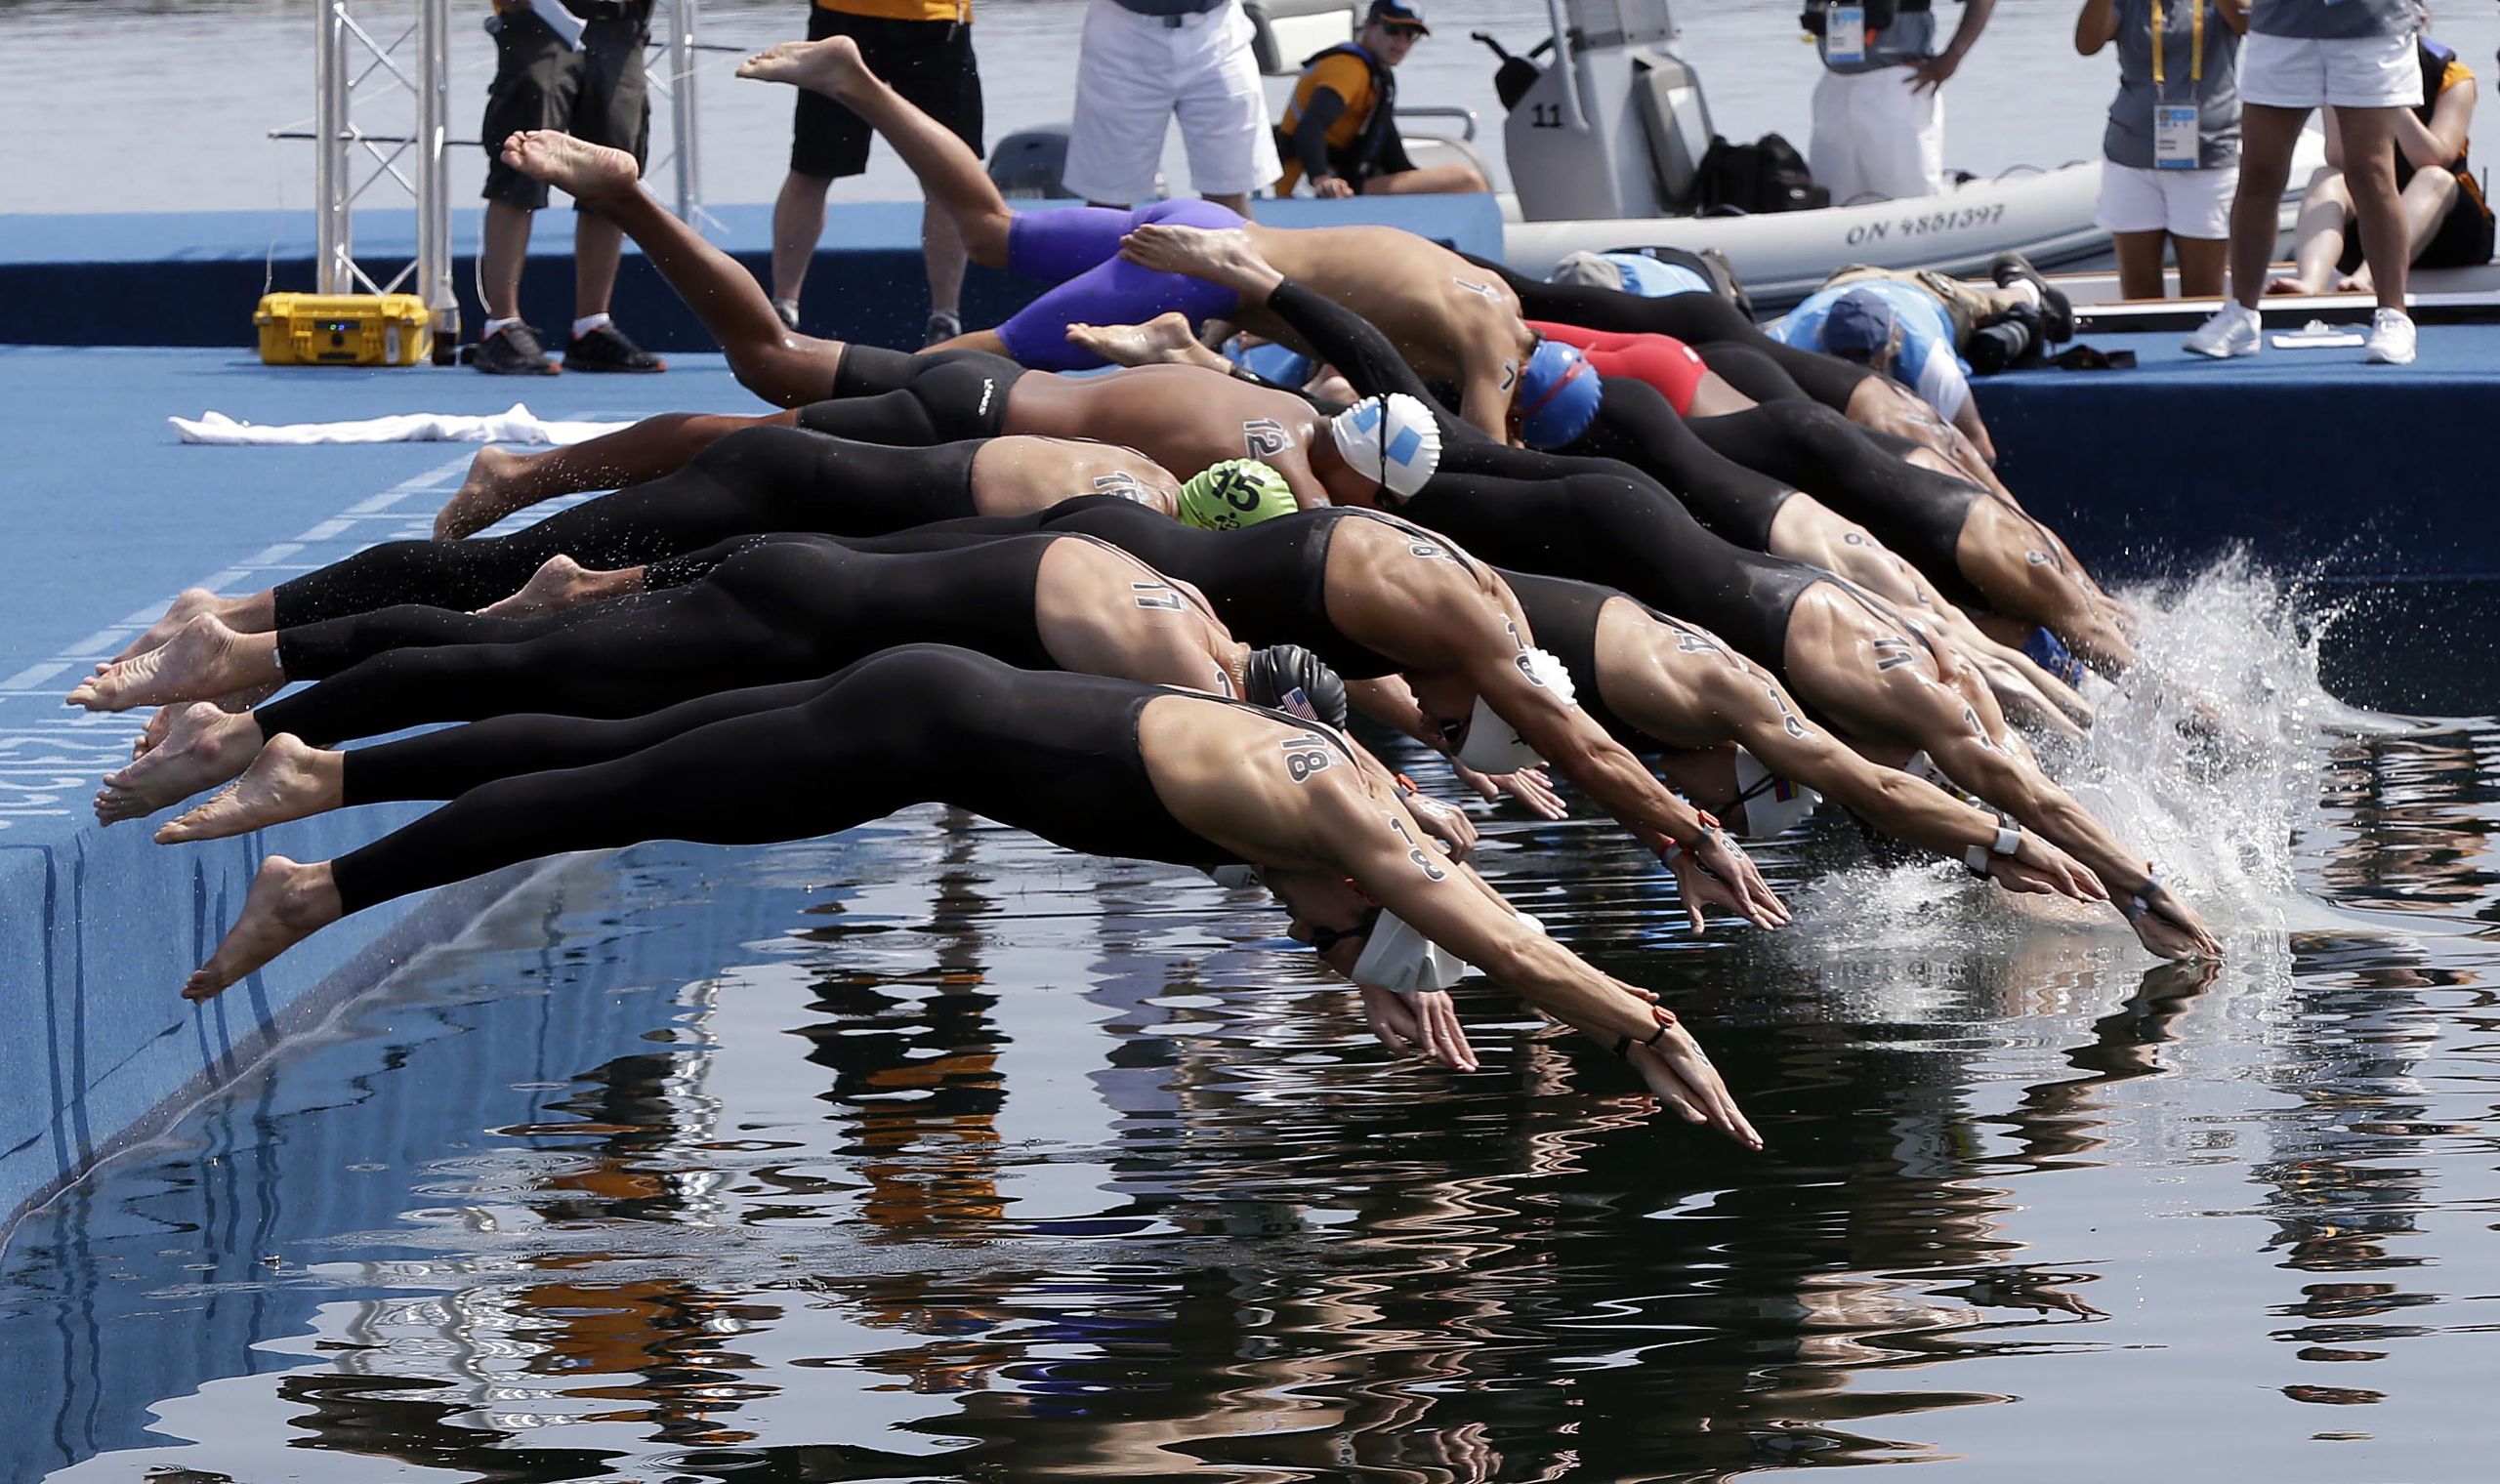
[171,403,630,447]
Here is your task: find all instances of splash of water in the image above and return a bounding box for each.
[1789,553,2378,961]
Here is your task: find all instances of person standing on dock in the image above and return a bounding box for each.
[2184,0,2425,363]
[2076,0,2249,301]
[475,0,668,376]
[769,0,983,347]
[1062,0,1279,215]
[1802,0,1996,204]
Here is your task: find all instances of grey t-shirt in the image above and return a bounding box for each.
[2103,0,2243,169]
[2251,0,2414,41]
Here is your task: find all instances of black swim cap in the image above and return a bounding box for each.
[1245,644,1350,730]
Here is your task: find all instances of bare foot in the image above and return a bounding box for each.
[111,588,229,666]
[95,702,262,823]
[157,734,345,845]
[1117,222,1278,295]
[185,856,344,1001]
[476,554,637,618]
[1063,313,1225,369]
[70,615,273,713]
[2263,276,2313,297]
[2336,270,2373,295]
[736,34,874,101]
[437,446,541,539]
[500,129,641,203]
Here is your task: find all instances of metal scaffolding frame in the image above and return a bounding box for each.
[298,1,708,354]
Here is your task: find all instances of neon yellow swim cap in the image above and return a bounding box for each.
[1176,458,1297,530]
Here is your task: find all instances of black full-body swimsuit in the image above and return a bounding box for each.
[254,535,1075,748]
[324,646,1250,913]
[269,426,987,627]
[1255,277,1827,672]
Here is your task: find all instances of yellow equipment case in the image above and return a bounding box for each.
[256,293,433,367]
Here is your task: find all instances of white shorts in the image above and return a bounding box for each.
[2096,160,2239,238]
[2239,29,2424,110]
[1062,0,1280,204]
[1809,66,1945,204]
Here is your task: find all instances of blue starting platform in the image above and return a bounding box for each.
[0,196,1507,355]
[1975,324,2500,582]
[0,346,750,1231]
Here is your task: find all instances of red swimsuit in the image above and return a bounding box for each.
[1529,320,1709,417]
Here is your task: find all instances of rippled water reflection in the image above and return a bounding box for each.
[8,577,2500,1482]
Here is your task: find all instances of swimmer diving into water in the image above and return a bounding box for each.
[178,645,1763,1148]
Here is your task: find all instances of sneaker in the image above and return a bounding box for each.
[563,322,666,373]
[475,321,559,376]
[772,298,801,332]
[923,309,964,348]
[1990,250,2074,342]
[2363,308,2417,365]
[2183,302,2262,358]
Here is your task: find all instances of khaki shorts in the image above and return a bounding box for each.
[1818,264,1993,343]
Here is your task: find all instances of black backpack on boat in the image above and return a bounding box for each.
[1694,132,1830,215]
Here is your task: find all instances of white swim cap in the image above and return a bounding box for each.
[1328,392,1441,499]
[1730,746,1822,839]
[1352,909,1472,996]
[1453,647,1576,774]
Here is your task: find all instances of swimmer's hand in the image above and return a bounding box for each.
[1623,1010,1764,1150]
[1452,761,1568,820]
[1665,829,1792,932]
[2128,884,2223,962]
[1988,836,2106,903]
[1361,985,1479,1071]
[1311,175,1355,200]
[1400,788,1479,861]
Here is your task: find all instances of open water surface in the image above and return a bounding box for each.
[6,564,2500,1481]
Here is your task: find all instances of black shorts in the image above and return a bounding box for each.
[791,7,982,180]
[480,5,653,210]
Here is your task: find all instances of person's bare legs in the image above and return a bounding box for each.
[2229,104,2312,309]
[2271,167,2354,294]
[113,589,279,665]
[501,130,844,405]
[2332,106,2411,312]
[480,200,534,323]
[771,169,835,307]
[2111,229,2172,300]
[572,206,622,321]
[2339,168,2461,294]
[1359,165,1492,196]
[924,198,968,322]
[157,734,347,845]
[738,37,1015,268]
[2173,235,2228,299]
[185,857,344,1002]
[433,409,795,538]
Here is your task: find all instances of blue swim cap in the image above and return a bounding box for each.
[1822,289,1898,361]
[1514,339,1603,449]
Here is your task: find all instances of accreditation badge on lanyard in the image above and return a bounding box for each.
[2150,0,2204,169]
[1824,3,1867,65]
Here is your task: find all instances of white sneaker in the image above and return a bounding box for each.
[2184,301,2262,358]
[2364,308,2417,364]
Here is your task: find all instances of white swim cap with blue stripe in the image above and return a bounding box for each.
[1328,392,1441,499]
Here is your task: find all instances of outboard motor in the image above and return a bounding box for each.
[1488,0,1716,222]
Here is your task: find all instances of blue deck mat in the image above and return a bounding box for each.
[0,346,751,1230]
[1975,324,2500,579]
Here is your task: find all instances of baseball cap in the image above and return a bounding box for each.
[1823,289,1898,361]
[1367,0,1430,33]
